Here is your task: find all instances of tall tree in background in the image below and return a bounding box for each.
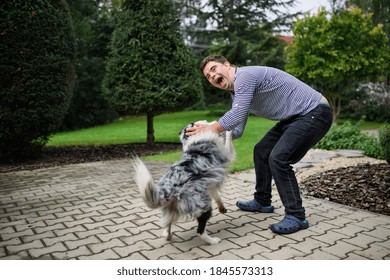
[182,0,297,67]
[0,0,75,161]
[178,0,297,109]
[285,7,389,121]
[103,0,202,145]
[62,0,118,130]
[344,0,390,85]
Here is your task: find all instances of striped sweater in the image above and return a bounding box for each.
[218,66,323,139]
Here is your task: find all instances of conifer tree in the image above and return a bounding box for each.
[103,0,202,144]
[0,0,75,161]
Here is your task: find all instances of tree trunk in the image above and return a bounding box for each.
[327,95,338,123]
[146,112,155,145]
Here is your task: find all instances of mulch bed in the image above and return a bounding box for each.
[301,163,390,216]
[0,143,181,173]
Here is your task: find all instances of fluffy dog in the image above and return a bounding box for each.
[132,121,235,244]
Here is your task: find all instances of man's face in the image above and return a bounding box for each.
[202,61,231,90]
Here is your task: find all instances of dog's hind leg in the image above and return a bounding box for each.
[209,188,227,214]
[197,210,221,244]
[161,201,179,241]
[162,224,172,241]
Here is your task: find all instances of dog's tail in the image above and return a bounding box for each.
[132,157,161,209]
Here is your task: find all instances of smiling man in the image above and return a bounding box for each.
[186,55,333,234]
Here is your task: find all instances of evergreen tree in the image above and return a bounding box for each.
[62,0,117,130]
[183,0,296,67]
[0,0,75,161]
[179,0,296,108]
[103,0,202,144]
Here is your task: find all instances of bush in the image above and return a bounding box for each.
[341,83,390,122]
[315,121,383,159]
[0,0,75,161]
[379,123,390,163]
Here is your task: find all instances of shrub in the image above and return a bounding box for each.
[341,83,390,122]
[315,121,383,159]
[379,123,390,163]
[0,0,75,161]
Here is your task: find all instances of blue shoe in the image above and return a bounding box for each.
[270,215,309,234]
[236,199,274,213]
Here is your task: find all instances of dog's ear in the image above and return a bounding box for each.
[179,123,193,141]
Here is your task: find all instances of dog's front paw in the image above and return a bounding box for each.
[207,236,221,244]
[198,232,221,244]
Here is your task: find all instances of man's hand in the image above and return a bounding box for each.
[185,121,224,136]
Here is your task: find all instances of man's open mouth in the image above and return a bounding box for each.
[216,77,223,85]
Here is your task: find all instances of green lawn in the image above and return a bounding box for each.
[48,111,216,146]
[144,115,276,172]
[48,110,276,172]
[48,111,383,172]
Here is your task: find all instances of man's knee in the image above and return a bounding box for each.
[254,142,268,161]
[268,150,287,170]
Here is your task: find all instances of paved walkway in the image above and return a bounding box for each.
[0,150,389,260]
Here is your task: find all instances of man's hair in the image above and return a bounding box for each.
[199,55,229,72]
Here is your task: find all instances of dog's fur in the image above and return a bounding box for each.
[132,121,235,244]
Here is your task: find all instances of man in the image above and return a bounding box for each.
[186,55,333,234]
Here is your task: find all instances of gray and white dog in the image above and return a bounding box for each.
[132,121,235,244]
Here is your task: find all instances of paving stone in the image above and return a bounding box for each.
[321,240,362,258]
[311,152,338,159]
[88,238,126,254]
[353,244,390,259]
[295,249,340,260]
[78,248,120,260]
[261,246,306,260]
[1,154,389,260]
[161,247,212,260]
[292,161,313,169]
[7,240,44,254]
[364,227,390,240]
[1,229,35,241]
[43,232,79,246]
[52,245,93,260]
[228,243,271,259]
[335,149,365,158]
[342,233,382,249]
[139,243,182,259]
[344,252,370,260]
[289,237,329,254]
[64,236,100,250]
[208,251,242,260]
[113,241,153,258]
[29,243,68,259]
[331,223,366,237]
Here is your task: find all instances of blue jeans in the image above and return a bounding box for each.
[253,104,333,219]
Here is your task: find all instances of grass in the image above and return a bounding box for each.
[48,111,217,146]
[145,115,276,172]
[48,111,384,172]
[48,110,276,172]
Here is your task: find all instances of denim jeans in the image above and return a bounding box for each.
[253,104,333,219]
